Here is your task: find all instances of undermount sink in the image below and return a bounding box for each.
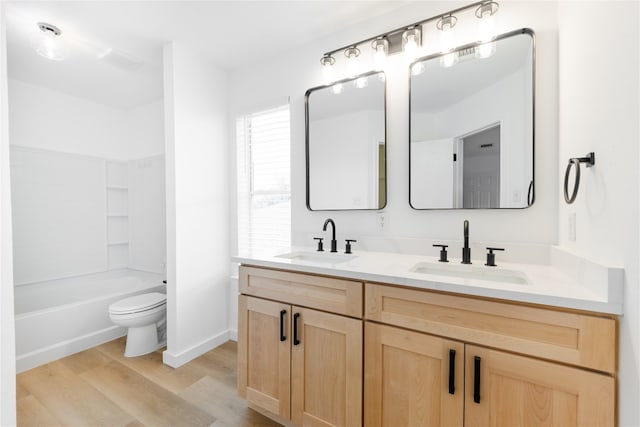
[409,262,530,285]
[276,251,355,264]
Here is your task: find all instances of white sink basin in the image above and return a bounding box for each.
[276,251,356,264]
[409,262,530,285]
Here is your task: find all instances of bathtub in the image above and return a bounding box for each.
[15,269,165,373]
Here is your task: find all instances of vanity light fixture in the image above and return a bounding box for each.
[320,54,336,85]
[32,22,67,61]
[318,0,499,82]
[344,46,360,78]
[402,27,421,60]
[371,37,389,71]
[436,14,458,53]
[440,52,458,68]
[331,83,344,95]
[354,76,369,89]
[476,1,499,43]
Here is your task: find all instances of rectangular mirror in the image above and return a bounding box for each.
[306,71,386,210]
[410,29,534,209]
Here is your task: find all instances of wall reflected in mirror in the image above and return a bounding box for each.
[410,29,534,209]
[306,71,386,211]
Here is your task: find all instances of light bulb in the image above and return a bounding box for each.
[372,38,388,71]
[475,2,499,43]
[404,34,418,59]
[332,83,344,95]
[344,47,360,78]
[476,42,496,59]
[320,55,336,85]
[440,52,458,68]
[437,15,457,53]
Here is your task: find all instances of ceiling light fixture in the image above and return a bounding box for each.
[319,1,500,81]
[33,22,67,61]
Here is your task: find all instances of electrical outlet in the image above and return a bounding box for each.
[377,212,386,232]
[568,212,576,242]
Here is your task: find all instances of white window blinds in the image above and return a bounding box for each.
[236,104,291,254]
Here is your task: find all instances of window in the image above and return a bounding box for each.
[236,104,291,254]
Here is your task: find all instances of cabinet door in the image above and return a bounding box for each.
[291,307,362,427]
[364,322,464,427]
[465,345,615,426]
[238,295,291,420]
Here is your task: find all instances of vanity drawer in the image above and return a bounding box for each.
[365,283,616,373]
[239,266,363,317]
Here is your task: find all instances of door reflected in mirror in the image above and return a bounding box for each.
[410,29,534,209]
[306,71,386,211]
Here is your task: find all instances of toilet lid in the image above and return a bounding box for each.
[109,292,166,314]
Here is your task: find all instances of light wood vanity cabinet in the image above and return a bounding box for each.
[238,266,363,427]
[238,265,617,427]
[365,283,616,427]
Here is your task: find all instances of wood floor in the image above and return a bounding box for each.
[16,338,281,427]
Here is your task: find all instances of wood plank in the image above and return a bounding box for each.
[365,283,616,373]
[17,395,61,427]
[95,336,203,394]
[180,376,280,427]
[17,360,135,426]
[60,347,112,374]
[80,360,216,427]
[240,265,363,317]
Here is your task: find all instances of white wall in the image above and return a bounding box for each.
[8,79,164,161]
[557,2,640,425]
[163,43,229,367]
[0,3,16,425]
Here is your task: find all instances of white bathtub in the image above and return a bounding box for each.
[15,269,165,373]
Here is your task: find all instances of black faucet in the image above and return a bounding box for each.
[323,218,338,253]
[462,220,471,264]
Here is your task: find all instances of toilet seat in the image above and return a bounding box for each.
[109,292,166,315]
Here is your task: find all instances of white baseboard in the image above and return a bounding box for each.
[162,329,231,368]
[229,329,237,341]
[16,326,126,373]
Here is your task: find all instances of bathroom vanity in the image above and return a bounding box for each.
[235,248,621,427]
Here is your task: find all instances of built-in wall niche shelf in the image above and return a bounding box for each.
[106,161,129,270]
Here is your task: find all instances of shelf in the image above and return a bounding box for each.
[107,241,129,246]
[107,214,128,218]
[106,186,128,191]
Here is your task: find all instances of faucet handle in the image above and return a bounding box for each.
[345,239,357,254]
[485,247,504,267]
[432,244,449,263]
[313,237,324,252]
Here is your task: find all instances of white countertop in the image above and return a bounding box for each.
[233,246,624,315]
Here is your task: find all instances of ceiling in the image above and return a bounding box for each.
[5,1,410,109]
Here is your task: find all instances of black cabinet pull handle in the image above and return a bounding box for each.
[448,349,456,394]
[279,310,286,342]
[293,313,300,346]
[473,356,481,404]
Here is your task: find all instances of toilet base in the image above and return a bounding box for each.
[124,323,164,357]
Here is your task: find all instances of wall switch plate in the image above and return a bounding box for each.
[568,212,576,242]
[377,212,386,232]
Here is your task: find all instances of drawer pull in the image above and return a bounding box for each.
[279,310,286,342]
[449,349,456,395]
[473,356,481,404]
[293,313,301,346]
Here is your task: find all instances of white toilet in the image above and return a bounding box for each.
[108,292,167,357]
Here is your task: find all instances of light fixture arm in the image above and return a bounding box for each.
[321,0,491,58]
